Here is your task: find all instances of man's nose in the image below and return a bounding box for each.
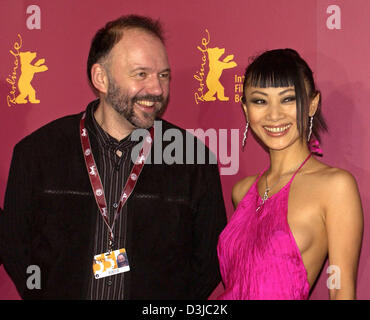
[146,75,164,96]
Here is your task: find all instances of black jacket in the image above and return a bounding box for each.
[0,101,227,299]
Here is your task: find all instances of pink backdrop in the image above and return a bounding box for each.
[0,0,368,300]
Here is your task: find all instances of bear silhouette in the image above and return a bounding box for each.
[203,47,237,101]
[15,51,48,104]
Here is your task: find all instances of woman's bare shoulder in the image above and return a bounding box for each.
[231,174,259,208]
[310,160,358,189]
[308,160,361,210]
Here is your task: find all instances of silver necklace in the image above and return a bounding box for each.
[255,159,307,213]
[256,175,281,212]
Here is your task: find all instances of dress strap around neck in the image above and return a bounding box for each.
[287,152,312,185]
[255,166,269,184]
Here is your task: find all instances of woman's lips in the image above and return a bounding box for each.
[263,124,292,137]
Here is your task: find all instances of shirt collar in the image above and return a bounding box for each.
[85,99,137,152]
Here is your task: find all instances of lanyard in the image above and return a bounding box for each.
[79,112,154,251]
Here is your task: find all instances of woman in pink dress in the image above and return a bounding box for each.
[217,49,363,300]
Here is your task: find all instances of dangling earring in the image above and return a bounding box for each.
[307,116,313,142]
[242,122,249,148]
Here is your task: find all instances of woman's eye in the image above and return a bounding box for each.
[251,99,266,105]
[282,96,296,103]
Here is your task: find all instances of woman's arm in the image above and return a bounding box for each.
[325,169,363,300]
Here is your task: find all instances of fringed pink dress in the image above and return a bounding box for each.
[217,154,311,300]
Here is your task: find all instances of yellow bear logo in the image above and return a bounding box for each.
[203,47,237,101]
[15,51,48,104]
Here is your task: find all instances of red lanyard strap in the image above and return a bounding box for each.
[80,112,154,250]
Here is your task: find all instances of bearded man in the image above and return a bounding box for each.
[0,15,226,299]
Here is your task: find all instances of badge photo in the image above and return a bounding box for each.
[93,248,130,279]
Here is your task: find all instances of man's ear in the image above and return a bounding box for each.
[91,63,108,94]
[309,92,320,116]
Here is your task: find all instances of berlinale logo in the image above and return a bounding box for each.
[194,29,237,104]
[6,34,48,107]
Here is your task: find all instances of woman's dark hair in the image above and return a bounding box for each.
[87,14,164,86]
[241,48,327,142]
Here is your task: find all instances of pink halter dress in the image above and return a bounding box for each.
[217,154,311,300]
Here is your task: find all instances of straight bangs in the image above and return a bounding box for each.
[248,71,295,88]
[246,53,299,89]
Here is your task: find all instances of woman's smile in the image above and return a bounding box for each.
[263,124,292,137]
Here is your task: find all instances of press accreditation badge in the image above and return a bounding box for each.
[93,249,130,279]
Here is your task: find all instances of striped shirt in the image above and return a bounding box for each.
[85,106,136,299]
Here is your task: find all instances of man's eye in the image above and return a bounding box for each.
[136,72,147,78]
[159,72,170,79]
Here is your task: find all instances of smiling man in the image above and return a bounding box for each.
[89,20,171,139]
[0,15,227,300]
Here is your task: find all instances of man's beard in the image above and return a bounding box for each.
[105,75,169,129]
